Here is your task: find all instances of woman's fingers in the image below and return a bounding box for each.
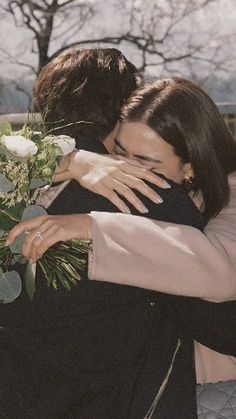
[7,214,93,262]
[93,183,131,213]
[80,164,165,212]
[104,178,150,213]
[115,156,171,188]
[67,151,170,212]
[92,176,155,214]
[7,216,47,246]
[21,220,55,260]
[106,170,163,205]
[26,225,58,262]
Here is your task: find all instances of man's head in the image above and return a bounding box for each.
[34,48,142,148]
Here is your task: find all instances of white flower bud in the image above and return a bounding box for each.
[51,135,76,155]
[2,135,38,157]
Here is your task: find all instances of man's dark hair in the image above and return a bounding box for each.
[34,48,142,146]
[122,77,236,219]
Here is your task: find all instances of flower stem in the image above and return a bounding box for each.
[0,209,20,223]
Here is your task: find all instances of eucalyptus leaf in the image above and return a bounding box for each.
[29,178,48,190]
[0,173,15,193]
[25,261,36,301]
[0,229,5,238]
[12,254,27,265]
[0,270,22,304]
[9,232,28,254]
[21,205,48,221]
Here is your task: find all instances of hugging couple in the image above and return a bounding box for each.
[1,48,236,418]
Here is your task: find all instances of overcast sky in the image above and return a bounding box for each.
[0,0,235,81]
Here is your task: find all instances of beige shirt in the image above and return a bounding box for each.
[89,173,236,383]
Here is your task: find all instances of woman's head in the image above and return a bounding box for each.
[34,47,142,145]
[117,77,236,218]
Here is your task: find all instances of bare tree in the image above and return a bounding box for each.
[0,0,94,74]
[44,0,234,78]
[95,0,220,72]
[82,0,234,77]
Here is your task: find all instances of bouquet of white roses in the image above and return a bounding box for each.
[0,121,90,304]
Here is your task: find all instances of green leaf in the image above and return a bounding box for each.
[25,261,36,301]
[0,173,15,193]
[12,254,27,265]
[21,204,48,221]
[29,178,48,190]
[0,270,22,304]
[0,229,4,238]
[9,205,48,254]
[31,132,42,142]
[9,232,28,254]
[0,203,23,230]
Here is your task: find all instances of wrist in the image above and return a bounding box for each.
[68,149,86,180]
[75,214,92,240]
[53,152,75,183]
[69,149,99,183]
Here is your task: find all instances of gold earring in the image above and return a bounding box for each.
[184,176,193,185]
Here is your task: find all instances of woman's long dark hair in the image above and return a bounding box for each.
[122,77,236,219]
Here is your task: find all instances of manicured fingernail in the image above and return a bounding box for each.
[5,239,10,246]
[123,207,131,214]
[152,195,163,204]
[140,206,149,213]
[162,181,171,188]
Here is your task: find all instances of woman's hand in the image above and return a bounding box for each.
[53,150,170,213]
[7,214,92,263]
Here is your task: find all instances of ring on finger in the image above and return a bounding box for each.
[35,231,43,241]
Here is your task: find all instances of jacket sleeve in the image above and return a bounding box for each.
[88,176,236,302]
[170,296,236,356]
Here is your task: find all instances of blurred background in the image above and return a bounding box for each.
[0,0,235,134]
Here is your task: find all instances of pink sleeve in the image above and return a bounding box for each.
[88,174,236,302]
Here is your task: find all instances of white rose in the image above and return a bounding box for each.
[2,135,38,157]
[52,135,76,155]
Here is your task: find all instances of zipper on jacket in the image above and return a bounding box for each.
[143,339,182,419]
